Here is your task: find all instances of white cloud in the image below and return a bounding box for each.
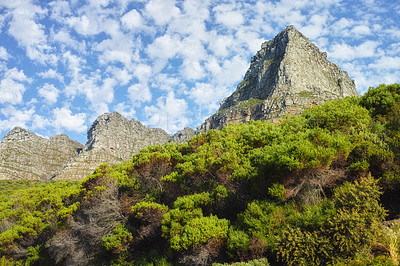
[0,46,9,60]
[38,83,60,104]
[0,105,35,132]
[329,41,381,61]
[114,102,135,118]
[207,34,233,57]
[53,107,87,133]
[300,14,327,39]
[215,9,244,28]
[106,67,131,85]
[128,83,152,103]
[151,74,181,92]
[51,28,85,52]
[5,1,55,64]
[369,56,400,70]
[145,0,180,25]
[62,51,85,81]
[49,0,72,21]
[95,33,137,66]
[147,34,182,60]
[38,69,64,82]
[121,9,143,31]
[31,114,50,130]
[144,92,188,133]
[180,60,206,80]
[133,64,152,83]
[67,15,99,36]
[190,82,226,111]
[351,25,371,37]
[0,68,31,105]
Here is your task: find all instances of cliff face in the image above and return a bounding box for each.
[199,25,359,131]
[0,127,83,180]
[53,112,171,180]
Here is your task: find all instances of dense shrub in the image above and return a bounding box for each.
[3,84,400,265]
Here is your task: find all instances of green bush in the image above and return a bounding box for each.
[102,224,133,254]
[267,183,286,201]
[276,175,387,265]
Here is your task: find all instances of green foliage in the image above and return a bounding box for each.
[213,258,270,265]
[131,201,169,219]
[102,224,133,254]
[226,229,251,258]
[0,181,80,254]
[267,183,286,201]
[3,84,400,264]
[303,97,371,132]
[360,83,400,118]
[276,175,387,265]
[168,215,229,251]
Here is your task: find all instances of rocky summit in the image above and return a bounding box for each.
[199,25,359,131]
[0,127,83,180]
[53,112,171,180]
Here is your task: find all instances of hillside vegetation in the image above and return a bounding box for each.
[1,83,400,265]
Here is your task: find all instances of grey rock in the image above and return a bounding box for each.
[170,127,195,143]
[0,127,84,180]
[198,25,359,131]
[53,112,170,180]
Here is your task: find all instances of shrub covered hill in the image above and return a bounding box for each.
[1,83,400,265]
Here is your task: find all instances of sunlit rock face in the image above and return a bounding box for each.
[199,25,358,131]
[0,127,83,180]
[53,112,171,181]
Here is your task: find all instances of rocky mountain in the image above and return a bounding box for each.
[0,25,360,181]
[0,112,177,181]
[0,127,83,180]
[199,25,359,131]
[53,112,171,180]
[170,127,196,143]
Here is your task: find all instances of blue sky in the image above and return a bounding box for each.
[0,0,399,144]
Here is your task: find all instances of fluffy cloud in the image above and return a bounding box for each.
[329,41,381,61]
[214,5,244,28]
[121,9,143,31]
[0,46,10,60]
[128,83,152,103]
[0,105,35,133]
[38,69,64,82]
[145,0,180,25]
[145,92,188,133]
[38,83,60,104]
[0,68,31,105]
[53,107,87,133]
[3,1,55,64]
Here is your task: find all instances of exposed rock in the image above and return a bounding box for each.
[0,127,83,180]
[170,127,196,143]
[53,112,170,180]
[198,25,359,131]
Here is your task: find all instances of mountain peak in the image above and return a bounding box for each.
[199,26,358,131]
[2,127,41,143]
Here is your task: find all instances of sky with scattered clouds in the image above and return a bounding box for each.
[0,0,399,144]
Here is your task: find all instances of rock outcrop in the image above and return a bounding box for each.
[199,25,359,131]
[53,112,171,180]
[0,127,83,180]
[170,127,196,143]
